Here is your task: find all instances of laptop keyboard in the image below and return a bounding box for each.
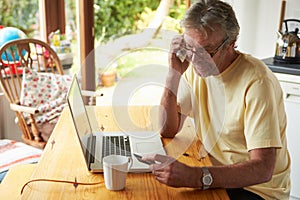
[102,136,132,158]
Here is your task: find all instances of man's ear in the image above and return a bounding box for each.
[230,40,237,48]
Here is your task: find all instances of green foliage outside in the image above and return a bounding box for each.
[110,3,187,79]
[94,0,160,43]
[0,0,187,43]
[0,0,38,37]
[0,0,188,83]
[135,4,186,35]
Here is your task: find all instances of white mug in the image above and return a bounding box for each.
[103,155,133,190]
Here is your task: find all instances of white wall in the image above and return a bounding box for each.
[225,0,300,59]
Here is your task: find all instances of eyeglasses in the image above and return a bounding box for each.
[181,36,229,59]
[208,36,229,58]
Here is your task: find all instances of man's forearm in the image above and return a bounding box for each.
[207,148,276,189]
[159,72,182,137]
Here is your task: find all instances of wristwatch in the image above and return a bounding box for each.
[201,167,213,190]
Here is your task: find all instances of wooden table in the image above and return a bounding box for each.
[0,106,229,199]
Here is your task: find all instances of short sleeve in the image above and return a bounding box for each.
[244,78,283,150]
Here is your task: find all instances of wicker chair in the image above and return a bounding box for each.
[0,38,64,149]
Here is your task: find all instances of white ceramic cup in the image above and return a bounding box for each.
[103,155,133,190]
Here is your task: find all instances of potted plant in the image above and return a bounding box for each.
[99,68,117,87]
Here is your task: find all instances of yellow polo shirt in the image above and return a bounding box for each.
[177,53,291,200]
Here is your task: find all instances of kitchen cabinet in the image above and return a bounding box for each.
[263,58,300,200]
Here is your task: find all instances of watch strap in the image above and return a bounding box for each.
[201,166,212,190]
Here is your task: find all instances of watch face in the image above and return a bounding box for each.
[203,174,213,185]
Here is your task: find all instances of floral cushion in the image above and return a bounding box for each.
[20,68,72,123]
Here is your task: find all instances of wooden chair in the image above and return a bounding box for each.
[0,38,64,149]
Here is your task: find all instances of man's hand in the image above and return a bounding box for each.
[143,154,201,188]
[169,35,190,75]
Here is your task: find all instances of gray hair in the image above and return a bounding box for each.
[181,0,240,44]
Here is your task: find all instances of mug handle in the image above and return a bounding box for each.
[128,157,133,171]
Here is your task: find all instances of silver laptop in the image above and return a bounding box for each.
[66,74,166,172]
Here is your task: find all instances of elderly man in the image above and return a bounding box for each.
[143,0,291,199]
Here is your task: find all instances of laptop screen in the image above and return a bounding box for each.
[67,74,94,167]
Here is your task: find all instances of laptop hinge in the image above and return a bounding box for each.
[86,135,96,170]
